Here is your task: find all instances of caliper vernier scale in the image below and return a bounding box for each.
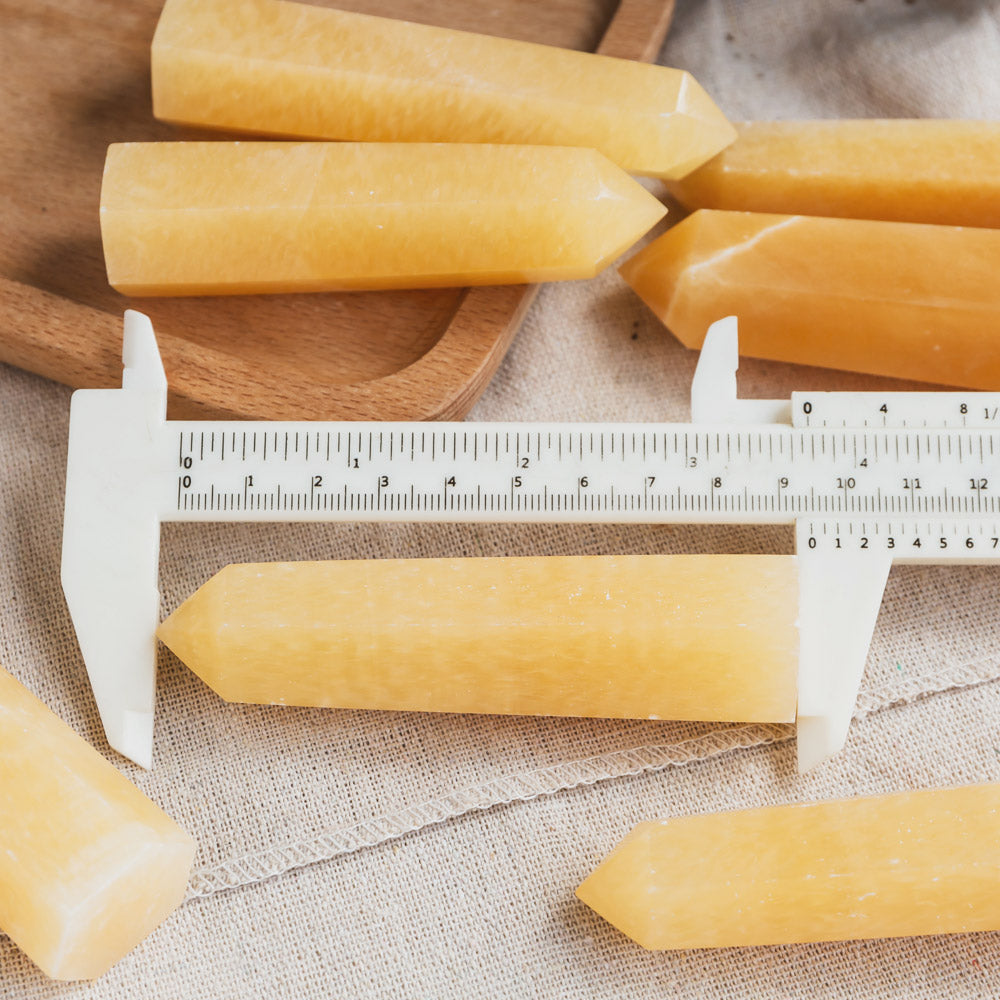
[62,311,1000,772]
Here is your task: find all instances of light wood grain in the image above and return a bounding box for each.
[0,0,672,420]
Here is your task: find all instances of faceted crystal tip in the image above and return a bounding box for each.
[619,209,800,351]
[619,209,713,346]
[157,577,223,699]
[584,151,668,275]
[651,71,738,181]
[576,822,661,949]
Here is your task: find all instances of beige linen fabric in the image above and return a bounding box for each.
[3,0,1000,994]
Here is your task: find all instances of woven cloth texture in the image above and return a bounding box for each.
[3,0,1000,995]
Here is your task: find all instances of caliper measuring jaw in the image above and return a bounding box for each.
[62,311,898,772]
[61,311,166,770]
[689,319,892,773]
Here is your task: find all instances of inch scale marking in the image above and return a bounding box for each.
[61,313,1000,772]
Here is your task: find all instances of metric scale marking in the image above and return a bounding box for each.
[61,312,1000,773]
[166,423,1000,525]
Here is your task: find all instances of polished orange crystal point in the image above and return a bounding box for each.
[577,784,1000,949]
[668,120,1000,227]
[0,666,195,980]
[101,142,667,296]
[620,209,1000,389]
[157,555,799,724]
[152,0,736,179]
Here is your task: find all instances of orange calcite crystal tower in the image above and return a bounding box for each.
[100,142,666,296]
[151,0,736,180]
[620,209,1000,389]
[157,556,799,724]
[0,666,195,980]
[668,120,1000,227]
[577,784,1000,949]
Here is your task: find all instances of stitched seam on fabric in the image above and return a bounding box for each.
[853,657,1000,717]
[184,723,790,900]
[184,662,1000,902]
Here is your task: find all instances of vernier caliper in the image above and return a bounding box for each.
[62,312,1000,771]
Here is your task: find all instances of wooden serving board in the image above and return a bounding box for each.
[0,0,673,420]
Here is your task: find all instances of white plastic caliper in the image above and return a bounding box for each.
[62,312,1000,769]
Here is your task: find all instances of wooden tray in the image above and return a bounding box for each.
[0,0,673,420]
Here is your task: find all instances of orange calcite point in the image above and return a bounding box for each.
[620,209,1000,389]
[157,556,799,723]
[100,142,666,296]
[0,666,195,980]
[668,120,1000,227]
[151,0,736,180]
[577,784,1000,949]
